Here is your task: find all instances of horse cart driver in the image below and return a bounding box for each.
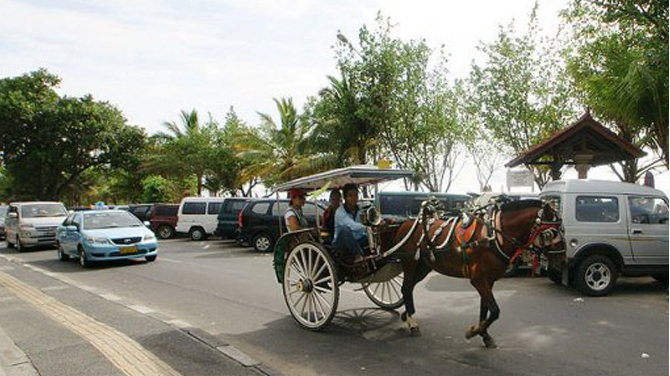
[333,183,381,263]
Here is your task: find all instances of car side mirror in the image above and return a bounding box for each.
[66,225,78,232]
[144,221,151,227]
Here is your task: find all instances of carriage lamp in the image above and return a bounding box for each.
[569,239,578,248]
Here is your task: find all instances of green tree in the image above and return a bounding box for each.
[146,109,214,195]
[141,175,172,203]
[0,69,147,200]
[564,0,668,177]
[320,16,467,191]
[468,6,578,188]
[237,98,322,185]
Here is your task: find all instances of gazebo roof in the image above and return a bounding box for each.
[505,112,645,168]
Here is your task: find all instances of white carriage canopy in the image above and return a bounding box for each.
[272,165,415,192]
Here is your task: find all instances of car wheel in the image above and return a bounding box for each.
[189,227,206,241]
[157,225,174,240]
[652,273,668,286]
[253,233,273,253]
[57,244,70,261]
[575,255,618,296]
[145,255,157,262]
[78,247,91,268]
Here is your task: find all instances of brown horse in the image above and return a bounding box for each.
[388,199,563,348]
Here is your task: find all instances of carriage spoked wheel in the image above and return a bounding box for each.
[283,241,339,330]
[363,272,404,310]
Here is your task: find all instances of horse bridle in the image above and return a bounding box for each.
[488,204,565,265]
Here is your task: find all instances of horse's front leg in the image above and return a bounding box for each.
[467,279,499,348]
[401,260,431,336]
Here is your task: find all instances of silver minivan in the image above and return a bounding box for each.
[541,180,668,296]
[5,201,69,252]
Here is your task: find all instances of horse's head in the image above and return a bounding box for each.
[497,199,565,260]
[533,201,565,255]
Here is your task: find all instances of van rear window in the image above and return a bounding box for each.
[182,202,206,215]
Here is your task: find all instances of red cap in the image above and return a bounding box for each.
[289,188,307,199]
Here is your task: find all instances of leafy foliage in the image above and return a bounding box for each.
[0,69,147,200]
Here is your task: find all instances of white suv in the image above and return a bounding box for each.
[5,201,69,252]
[541,180,669,296]
[176,197,224,241]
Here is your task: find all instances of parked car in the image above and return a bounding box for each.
[0,205,7,239]
[5,201,69,252]
[175,197,225,241]
[374,191,471,219]
[69,206,94,212]
[470,192,539,207]
[57,210,158,267]
[541,179,669,296]
[128,204,153,222]
[239,199,326,252]
[149,204,179,239]
[108,205,129,211]
[215,198,255,241]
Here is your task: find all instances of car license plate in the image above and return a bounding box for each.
[120,246,137,254]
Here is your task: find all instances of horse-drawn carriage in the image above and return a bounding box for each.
[272,165,565,347]
[272,165,414,330]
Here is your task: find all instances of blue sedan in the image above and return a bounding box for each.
[57,210,158,267]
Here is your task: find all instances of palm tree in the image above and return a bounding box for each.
[145,109,212,195]
[315,74,378,165]
[236,98,328,185]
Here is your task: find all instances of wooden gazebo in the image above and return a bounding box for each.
[505,112,645,180]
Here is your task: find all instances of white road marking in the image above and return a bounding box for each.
[128,304,154,314]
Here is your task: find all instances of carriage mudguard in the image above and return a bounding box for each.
[273,229,314,283]
[273,236,290,283]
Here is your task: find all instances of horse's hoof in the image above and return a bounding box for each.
[464,325,477,340]
[401,312,408,322]
[483,337,497,349]
[410,327,421,336]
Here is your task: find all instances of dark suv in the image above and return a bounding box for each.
[128,203,179,239]
[239,199,326,252]
[215,198,254,241]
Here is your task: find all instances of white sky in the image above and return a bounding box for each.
[1,0,667,196]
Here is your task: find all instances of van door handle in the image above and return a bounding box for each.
[632,229,643,235]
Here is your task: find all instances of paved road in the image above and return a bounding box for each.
[0,239,667,376]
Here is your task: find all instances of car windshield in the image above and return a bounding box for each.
[21,204,67,218]
[83,212,143,230]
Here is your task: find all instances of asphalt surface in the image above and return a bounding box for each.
[0,238,667,376]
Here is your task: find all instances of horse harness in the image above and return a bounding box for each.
[382,197,563,277]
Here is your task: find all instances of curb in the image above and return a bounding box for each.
[0,252,281,376]
[0,326,39,376]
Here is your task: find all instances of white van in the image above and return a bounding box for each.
[541,179,668,296]
[176,197,224,241]
[5,201,69,252]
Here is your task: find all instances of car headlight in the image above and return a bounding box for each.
[144,233,156,241]
[86,237,109,245]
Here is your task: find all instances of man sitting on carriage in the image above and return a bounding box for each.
[333,183,369,263]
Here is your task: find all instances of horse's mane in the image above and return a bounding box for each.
[500,199,543,212]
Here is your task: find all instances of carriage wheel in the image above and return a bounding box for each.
[283,241,339,330]
[363,272,404,310]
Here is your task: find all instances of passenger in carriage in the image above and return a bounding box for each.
[321,189,341,236]
[285,188,308,232]
[334,183,368,263]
